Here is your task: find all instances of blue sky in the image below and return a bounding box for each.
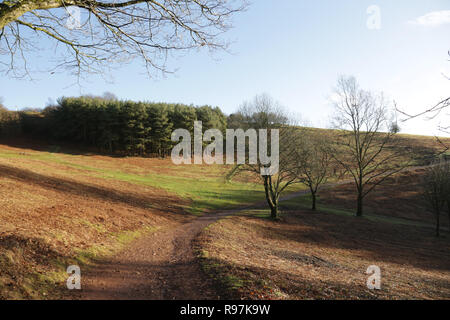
[1,0,450,136]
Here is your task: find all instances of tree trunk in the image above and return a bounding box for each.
[263,176,277,220]
[448,201,450,234]
[356,192,363,217]
[311,192,317,211]
[270,193,280,220]
[270,205,278,220]
[436,208,440,238]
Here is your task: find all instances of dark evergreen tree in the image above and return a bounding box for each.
[146,104,173,157]
[21,96,226,157]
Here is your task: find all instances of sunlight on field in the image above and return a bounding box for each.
[0,146,270,215]
[0,151,264,214]
[197,211,450,300]
[0,136,448,299]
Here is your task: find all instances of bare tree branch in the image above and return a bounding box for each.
[396,51,450,138]
[0,0,247,78]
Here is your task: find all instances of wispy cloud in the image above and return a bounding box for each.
[409,10,450,27]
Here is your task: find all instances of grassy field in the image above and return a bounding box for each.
[194,157,450,300]
[0,133,448,299]
[0,140,272,299]
[194,154,450,300]
[196,209,450,300]
[280,169,450,230]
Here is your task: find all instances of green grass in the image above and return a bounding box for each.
[0,150,268,215]
[96,170,266,215]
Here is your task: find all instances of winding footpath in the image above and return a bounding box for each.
[79,164,438,300]
[79,188,311,300]
[80,210,240,300]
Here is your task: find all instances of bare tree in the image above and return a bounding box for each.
[0,0,247,78]
[423,160,449,237]
[331,76,407,217]
[228,94,300,220]
[293,129,334,211]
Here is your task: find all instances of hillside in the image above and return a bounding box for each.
[0,132,448,299]
[196,209,450,300]
[0,139,266,299]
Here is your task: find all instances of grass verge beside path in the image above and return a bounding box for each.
[196,208,450,300]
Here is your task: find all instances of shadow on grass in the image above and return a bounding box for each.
[196,255,386,300]
[0,163,188,216]
[0,136,157,158]
[0,233,76,299]
[281,192,450,230]
[197,253,450,300]
[0,137,107,157]
[247,210,450,272]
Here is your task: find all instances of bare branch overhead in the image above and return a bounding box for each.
[0,0,247,78]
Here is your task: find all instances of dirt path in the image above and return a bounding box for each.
[80,210,241,300]
[79,164,437,300]
[78,188,325,300]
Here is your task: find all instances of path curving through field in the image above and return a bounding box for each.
[78,188,319,300]
[78,165,431,300]
[80,166,425,301]
[80,210,241,300]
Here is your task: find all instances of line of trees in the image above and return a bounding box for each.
[230,77,408,221]
[233,80,447,238]
[4,80,445,233]
[28,96,227,156]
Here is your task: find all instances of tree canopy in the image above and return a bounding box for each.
[17,95,226,156]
